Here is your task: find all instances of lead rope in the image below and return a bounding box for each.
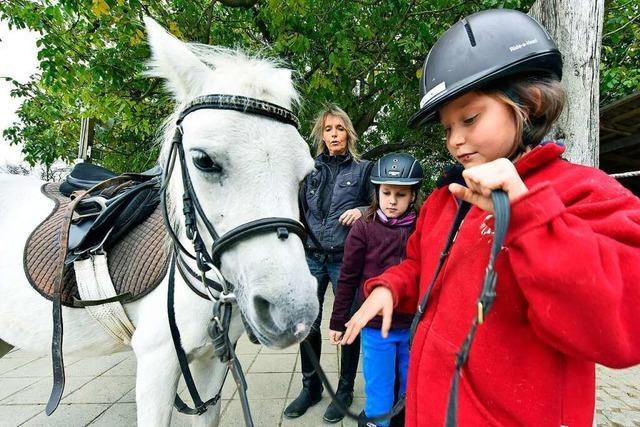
[610,170,640,179]
[305,190,510,426]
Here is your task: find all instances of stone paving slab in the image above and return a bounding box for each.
[249,354,297,374]
[0,377,41,401]
[1,294,640,426]
[0,404,45,426]
[21,403,110,427]
[87,402,136,426]
[1,376,95,405]
[62,376,134,404]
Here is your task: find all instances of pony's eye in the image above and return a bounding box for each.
[191,150,222,173]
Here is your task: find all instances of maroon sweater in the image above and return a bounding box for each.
[329,215,416,332]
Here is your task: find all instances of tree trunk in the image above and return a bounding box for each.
[529,0,605,167]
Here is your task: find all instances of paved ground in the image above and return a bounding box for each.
[1,293,639,426]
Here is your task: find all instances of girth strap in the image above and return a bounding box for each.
[46,175,136,416]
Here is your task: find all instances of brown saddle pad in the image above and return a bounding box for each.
[24,183,170,307]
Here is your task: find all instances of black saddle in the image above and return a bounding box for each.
[60,163,163,263]
[60,162,161,196]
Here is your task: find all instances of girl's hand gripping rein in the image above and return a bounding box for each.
[449,158,528,213]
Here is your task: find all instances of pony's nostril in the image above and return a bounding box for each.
[293,322,307,338]
[253,295,275,329]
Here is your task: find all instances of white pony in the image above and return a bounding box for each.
[0,17,318,426]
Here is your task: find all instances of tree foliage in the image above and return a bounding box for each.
[1,0,635,186]
[601,0,640,105]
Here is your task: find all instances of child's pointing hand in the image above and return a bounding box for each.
[449,158,528,213]
[341,286,394,345]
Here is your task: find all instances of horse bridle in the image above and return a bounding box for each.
[304,190,511,427]
[160,94,305,426]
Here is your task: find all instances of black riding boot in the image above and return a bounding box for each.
[283,330,323,418]
[323,334,360,423]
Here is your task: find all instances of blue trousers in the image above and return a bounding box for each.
[361,327,410,427]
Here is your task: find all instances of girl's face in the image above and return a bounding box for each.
[440,92,518,169]
[379,184,415,218]
[323,114,348,156]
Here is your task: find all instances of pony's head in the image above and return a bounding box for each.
[144,17,318,348]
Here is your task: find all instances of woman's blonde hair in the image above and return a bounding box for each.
[480,76,565,157]
[311,104,361,160]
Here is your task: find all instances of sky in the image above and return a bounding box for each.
[0,21,39,165]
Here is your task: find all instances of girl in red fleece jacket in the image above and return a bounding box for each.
[339,8,640,427]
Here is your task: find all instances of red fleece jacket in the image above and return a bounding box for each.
[364,143,640,426]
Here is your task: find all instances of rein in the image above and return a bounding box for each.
[159,94,304,426]
[305,190,511,426]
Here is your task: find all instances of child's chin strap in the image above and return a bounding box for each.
[305,190,511,426]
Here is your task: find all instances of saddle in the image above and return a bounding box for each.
[24,165,170,307]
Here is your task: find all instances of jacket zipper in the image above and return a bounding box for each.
[317,161,334,245]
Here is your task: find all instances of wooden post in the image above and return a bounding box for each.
[78,118,95,163]
[529,0,605,167]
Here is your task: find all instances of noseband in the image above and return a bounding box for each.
[160,94,304,425]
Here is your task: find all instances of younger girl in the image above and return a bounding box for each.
[340,8,640,426]
[329,152,424,427]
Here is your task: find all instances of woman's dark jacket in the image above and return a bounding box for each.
[301,152,373,254]
[329,216,415,332]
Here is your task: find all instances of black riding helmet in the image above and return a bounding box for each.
[408,9,563,128]
[370,153,424,186]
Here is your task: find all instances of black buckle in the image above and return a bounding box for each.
[276,226,289,239]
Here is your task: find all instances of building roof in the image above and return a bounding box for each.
[600,91,640,194]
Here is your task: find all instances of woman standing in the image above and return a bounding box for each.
[284,105,373,423]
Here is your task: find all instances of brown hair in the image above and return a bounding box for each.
[310,104,361,160]
[479,76,565,157]
[364,184,422,222]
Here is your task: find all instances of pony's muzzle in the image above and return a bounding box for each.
[249,293,317,347]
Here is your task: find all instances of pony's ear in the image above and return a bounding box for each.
[143,16,211,101]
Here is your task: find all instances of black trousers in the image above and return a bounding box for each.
[300,251,360,394]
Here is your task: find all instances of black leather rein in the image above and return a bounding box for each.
[160,94,305,425]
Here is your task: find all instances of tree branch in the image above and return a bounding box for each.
[251,3,273,44]
[408,0,476,17]
[603,12,640,38]
[362,140,420,160]
[218,0,258,7]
